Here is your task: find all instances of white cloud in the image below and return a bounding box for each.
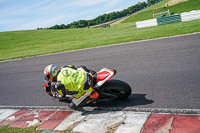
[0,0,7,3]
[66,0,108,8]
[105,0,124,8]
[0,0,52,18]
[9,7,97,30]
[15,15,67,30]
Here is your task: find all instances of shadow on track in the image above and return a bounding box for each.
[58,94,154,112]
[75,94,154,115]
[92,94,154,108]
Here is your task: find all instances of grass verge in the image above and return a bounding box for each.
[0,126,41,133]
[0,126,74,133]
[0,19,200,61]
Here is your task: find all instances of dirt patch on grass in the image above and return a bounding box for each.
[165,0,189,7]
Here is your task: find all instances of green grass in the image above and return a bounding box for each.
[0,126,41,133]
[1,18,200,61]
[0,126,74,133]
[122,0,200,23]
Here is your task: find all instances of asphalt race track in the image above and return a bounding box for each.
[0,33,200,110]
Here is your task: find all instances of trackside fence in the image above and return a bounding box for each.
[181,10,200,22]
[157,14,181,25]
[136,19,158,28]
[136,10,200,28]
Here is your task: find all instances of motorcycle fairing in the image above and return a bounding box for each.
[94,68,115,88]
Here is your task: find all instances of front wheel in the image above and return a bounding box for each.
[100,79,132,100]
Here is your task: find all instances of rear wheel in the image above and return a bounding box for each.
[100,80,132,100]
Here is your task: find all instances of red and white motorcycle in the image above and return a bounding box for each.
[91,68,131,100]
[46,68,132,107]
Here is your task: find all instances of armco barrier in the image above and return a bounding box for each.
[181,10,200,22]
[136,19,158,28]
[157,14,181,25]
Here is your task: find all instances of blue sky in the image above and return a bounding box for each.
[0,0,145,32]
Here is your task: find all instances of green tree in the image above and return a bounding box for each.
[60,24,65,29]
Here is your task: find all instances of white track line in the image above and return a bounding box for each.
[0,106,200,114]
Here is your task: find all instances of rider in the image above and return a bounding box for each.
[43,64,98,109]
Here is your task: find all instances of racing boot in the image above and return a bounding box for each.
[68,101,76,110]
[89,92,99,104]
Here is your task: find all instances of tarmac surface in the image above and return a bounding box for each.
[0,32,200,110]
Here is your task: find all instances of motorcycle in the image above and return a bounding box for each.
[44,68,132,107]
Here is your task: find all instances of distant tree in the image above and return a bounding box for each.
[37,28,43,30]
[77,20,87,28]
[147,0,160,6]
[147,0,151,6]
[60,24,65,29]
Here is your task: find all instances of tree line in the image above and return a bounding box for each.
[38,0,162,30]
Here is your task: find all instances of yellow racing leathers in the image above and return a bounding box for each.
[56,67,93,108]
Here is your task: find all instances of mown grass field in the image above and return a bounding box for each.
[122,0,200,23]
[1,19,200,61]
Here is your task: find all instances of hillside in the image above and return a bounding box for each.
[121,0,200,23]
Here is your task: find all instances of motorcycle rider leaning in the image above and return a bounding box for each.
[43,64,98,109]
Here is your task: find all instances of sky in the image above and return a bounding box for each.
[0,0,145,32]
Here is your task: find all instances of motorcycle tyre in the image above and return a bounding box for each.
[101,79,132,100]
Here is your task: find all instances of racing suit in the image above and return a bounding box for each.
[43,65,96,109]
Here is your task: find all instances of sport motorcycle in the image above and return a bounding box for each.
[44,68,132,107]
